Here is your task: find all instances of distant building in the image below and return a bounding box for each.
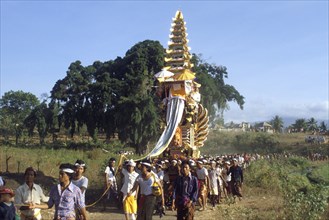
[214,121,275,133]
[217,121,251,132]
[254,122,274,133]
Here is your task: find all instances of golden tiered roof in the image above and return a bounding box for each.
[165,11,195,76]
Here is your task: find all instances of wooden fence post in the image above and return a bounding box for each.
[6,156,12,173]
[37,160,41,171]
[17,161,21,173]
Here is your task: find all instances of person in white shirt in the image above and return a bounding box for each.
[196,161,209,211]
[216,162,226,202]
[238,155,245,168]
[72,160,88,202]
[224,161,232,196]
[121,159,139,220]
[208,161,219,209]
[103,157,118,210]
[155,163,166,216]
[129,161,164,220]
[15,167,49,220]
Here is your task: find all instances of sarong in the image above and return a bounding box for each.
[124,195,137,214]
[209,186,218,196]
[231,181,242,197]
[137,194,156,220]
[197,179,207,197]
[177,203,195,220]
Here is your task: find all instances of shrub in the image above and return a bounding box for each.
[307,163,329,185]
[233,133,254,151]
[246,159,281,192]
[285,173,312,191]
[252,133,280,153]
[86,149,102,160]
[283,184,329,220]
[245,156,328,219]
[275,157,329,220]
[285,157,310,169]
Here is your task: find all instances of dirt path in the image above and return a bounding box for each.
[87,207,219,220]
[89,208,177,220]
[3,173,285,219]
[3,174,218,220]
[17,188,285,220]
[41,205,219,220]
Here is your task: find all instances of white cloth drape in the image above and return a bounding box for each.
[146,97,185,158]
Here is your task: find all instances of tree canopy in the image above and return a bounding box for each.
[191,54,245,121]
[0,90,40,123]
[270,115,284,133]
[0,90,39,143]
[1,40,245,150]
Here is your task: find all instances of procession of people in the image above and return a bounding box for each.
[2,150,328,220]
[0,153,249,220]
[100,154,246,220]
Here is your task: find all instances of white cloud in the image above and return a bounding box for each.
[280,101,329,119]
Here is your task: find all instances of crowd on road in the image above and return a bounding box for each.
[102,155,245,220]
[98,154,246,220]
[0,151,327,220]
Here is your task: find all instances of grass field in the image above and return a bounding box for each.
[1,131,328,186]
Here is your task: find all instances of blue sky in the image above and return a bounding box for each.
[1,1,328,124]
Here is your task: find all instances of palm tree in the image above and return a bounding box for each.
[307,117,318,132]
[270,115,284,133]
[292,118,307,132]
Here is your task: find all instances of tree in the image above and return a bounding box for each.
[0,90,39,145]
[292,118,307,132]
[85,60,121,142]
[51,61,92,138]
[47,100,61,142]
[24,102,53,145]
[319,121,327,133]
[306,117,317,132]
[115,40,164,154]
[270,115,284,133]
[46,40,245,152]
[191,54,245,121]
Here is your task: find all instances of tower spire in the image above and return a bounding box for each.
[164,10,194,77]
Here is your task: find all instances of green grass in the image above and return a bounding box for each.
[307,162,329,185]
[244,157,329,220]
[0,146,119,189]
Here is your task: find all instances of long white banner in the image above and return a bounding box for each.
[145,97,185,159]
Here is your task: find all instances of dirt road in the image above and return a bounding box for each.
[41,206,216,220]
